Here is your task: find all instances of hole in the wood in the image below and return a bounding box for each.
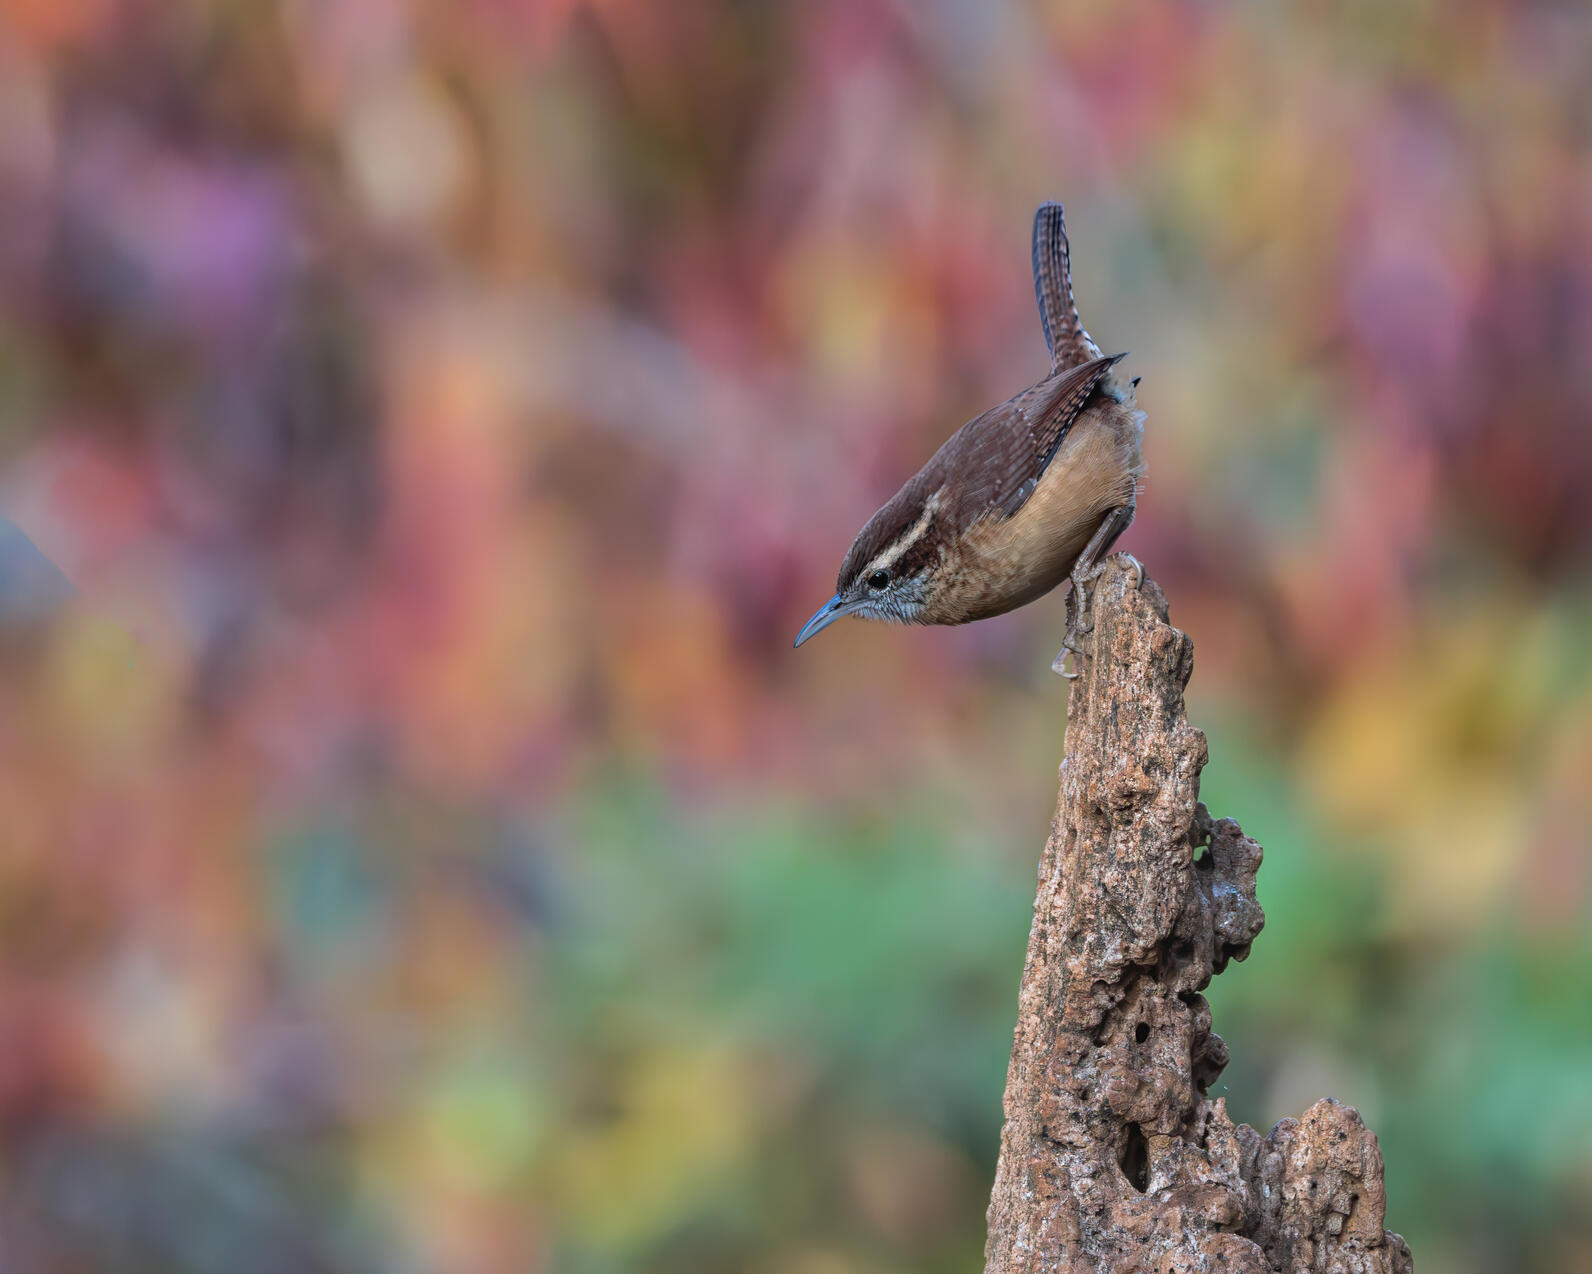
[1120,1123,1149,1193]
[1194,846,1213,872]
[1214,941,1252,974]
[1172,940,1194,962]
[1134,1022,1150,1043]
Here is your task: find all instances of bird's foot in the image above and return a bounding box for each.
[1052,555,1142,678]
[1051,576,1095,678]
[1070,566,1100,633]
[1051,636,1083,679]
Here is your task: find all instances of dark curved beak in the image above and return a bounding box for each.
[793,594,861,648]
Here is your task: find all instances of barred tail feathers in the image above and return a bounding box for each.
[1031,201,1103,371]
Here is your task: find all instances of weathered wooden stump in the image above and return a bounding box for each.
[984,558,1411,1274]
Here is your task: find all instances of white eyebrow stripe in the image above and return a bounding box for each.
[862,491,940,578]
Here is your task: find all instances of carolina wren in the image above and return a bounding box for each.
[794,202,1145,672]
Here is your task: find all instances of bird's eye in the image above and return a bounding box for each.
[867,570,890,590]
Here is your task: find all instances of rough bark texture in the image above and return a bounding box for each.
[984,559,1411,1274]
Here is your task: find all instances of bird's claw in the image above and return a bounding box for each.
[1052,587,1093,678]
[1052,629,1086,678]
[1117,553,1144,591]
[1051,651,1079,679]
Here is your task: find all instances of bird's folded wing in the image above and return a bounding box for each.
[950,353,1124,522]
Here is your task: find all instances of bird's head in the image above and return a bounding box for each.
[793,485,945,647]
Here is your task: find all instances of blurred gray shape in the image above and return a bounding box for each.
[0,515,74,627]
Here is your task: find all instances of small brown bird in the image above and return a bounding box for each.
[794,202,1145,671]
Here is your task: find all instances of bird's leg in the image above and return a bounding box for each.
[1070,504,1138,628]
[1052,505,1137,676]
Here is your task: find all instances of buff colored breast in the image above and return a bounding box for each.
[936,398,1144,623]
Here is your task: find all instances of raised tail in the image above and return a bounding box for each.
[1031,202,1103,371]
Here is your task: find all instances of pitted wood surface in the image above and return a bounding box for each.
[984,558,1411,1274]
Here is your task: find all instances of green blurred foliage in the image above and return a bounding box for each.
[0,0,1589,1271]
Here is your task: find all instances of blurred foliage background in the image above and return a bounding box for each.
[0,0,1590,1271]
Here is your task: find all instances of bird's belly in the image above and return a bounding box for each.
[943,411,1140,623]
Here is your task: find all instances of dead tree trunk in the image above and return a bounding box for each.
[984,559,1412,1274]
